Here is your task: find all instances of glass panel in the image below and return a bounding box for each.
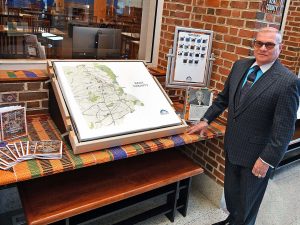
[0,0,150,60]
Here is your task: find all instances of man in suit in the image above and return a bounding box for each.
[187,27,299,225]
[190,90,206,105]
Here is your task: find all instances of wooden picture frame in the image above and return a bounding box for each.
[49,60,187,154]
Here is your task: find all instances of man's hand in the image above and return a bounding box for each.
[186,121,209,136]
[252,158,270,178]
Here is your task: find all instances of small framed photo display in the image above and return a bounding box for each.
[184,87,213,122]
[166,26,214,88]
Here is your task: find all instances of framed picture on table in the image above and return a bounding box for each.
[184,87,213,122]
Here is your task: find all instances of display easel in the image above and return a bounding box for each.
[165,26,215,121]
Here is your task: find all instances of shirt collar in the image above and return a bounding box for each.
[251,61,275,74]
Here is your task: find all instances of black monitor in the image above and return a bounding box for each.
[96,28,121,59]
[72,26,121,59]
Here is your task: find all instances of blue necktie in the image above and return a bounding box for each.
[239,65,260,103]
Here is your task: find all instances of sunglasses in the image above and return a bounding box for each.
[253,40,280,50]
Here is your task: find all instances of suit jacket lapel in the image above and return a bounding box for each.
[234,60,281,118]
[233,59,255,112]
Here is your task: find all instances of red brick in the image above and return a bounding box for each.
[242,11,257,19]
[166,3,177,10]
[216,9,231,17]
[227,18,244,27]
[231,10,241,18]
[217,17,226,24]
[229,28,238,36]
[203,15,217,23]
[220,1,229,8]
[226,44,235,52]
[26,108,49,115]
[236,46,250,56]
[205,0,220,7]
[216,156,225,165]
[193,153,206,167]
[208,150,216,159]
[230,1,248,9]
[174,11,191,18]
[193,6,206,14]
[42,100,49,108]
[245,20,256,29]
[223,35,241,45]
[213,169,224,180]
[19,92,48,101]
[163,9,170,17]
[213,25,228,34]
[219,67,231,76]
[181,0,193,3]
[185,5,192,11]
[191,21,204,29]
[219,164,225,173]
[0,83,24,92]
[204,155,218,168]
[27,101,40,108]
[211,73,221,82]
[249,2,260,9]
[205,23,212,30]
[239,29,255,38]
[27,82,41,90]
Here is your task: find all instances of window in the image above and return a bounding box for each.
[0,0,162,64]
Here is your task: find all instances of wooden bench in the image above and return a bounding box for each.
[18,150,203,225]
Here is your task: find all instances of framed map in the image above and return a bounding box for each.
[52,61,183,142]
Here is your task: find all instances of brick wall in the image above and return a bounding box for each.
[280,0,300,74]
[157,0,300,185]
[0,81,49,115]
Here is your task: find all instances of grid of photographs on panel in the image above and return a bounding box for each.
[166,26,213,88]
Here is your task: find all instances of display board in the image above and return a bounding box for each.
[52,61,185,145]
[166,26,214,88]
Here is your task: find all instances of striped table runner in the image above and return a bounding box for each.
[0,70,48,82]
[0,115,225,186]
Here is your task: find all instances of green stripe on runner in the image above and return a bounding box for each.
[7,72,17,78]
[132,143,144,155]
[65,144,84,169]
[106,150,114,161]
[27,160,42,179]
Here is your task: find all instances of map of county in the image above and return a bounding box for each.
[62,63,144,129]
[54,61,183,143]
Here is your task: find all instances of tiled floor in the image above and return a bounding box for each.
[137,161,300,225]
[84,161,300,225]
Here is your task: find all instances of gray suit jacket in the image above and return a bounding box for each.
[203,58,299,168]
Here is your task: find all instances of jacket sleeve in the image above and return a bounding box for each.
[202,62,237,123]
[259,77,299,167]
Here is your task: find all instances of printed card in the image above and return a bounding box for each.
[0,147,16,166]
[0,145,17,161]
[0,106,28,141]
[20,141,29,156]
[35,140,62,156]
[6,143,20,159]
[28,141,37,156]
[0,161,13,170]
[14,142,24,157]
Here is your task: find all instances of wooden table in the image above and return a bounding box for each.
[18,150,203,225]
